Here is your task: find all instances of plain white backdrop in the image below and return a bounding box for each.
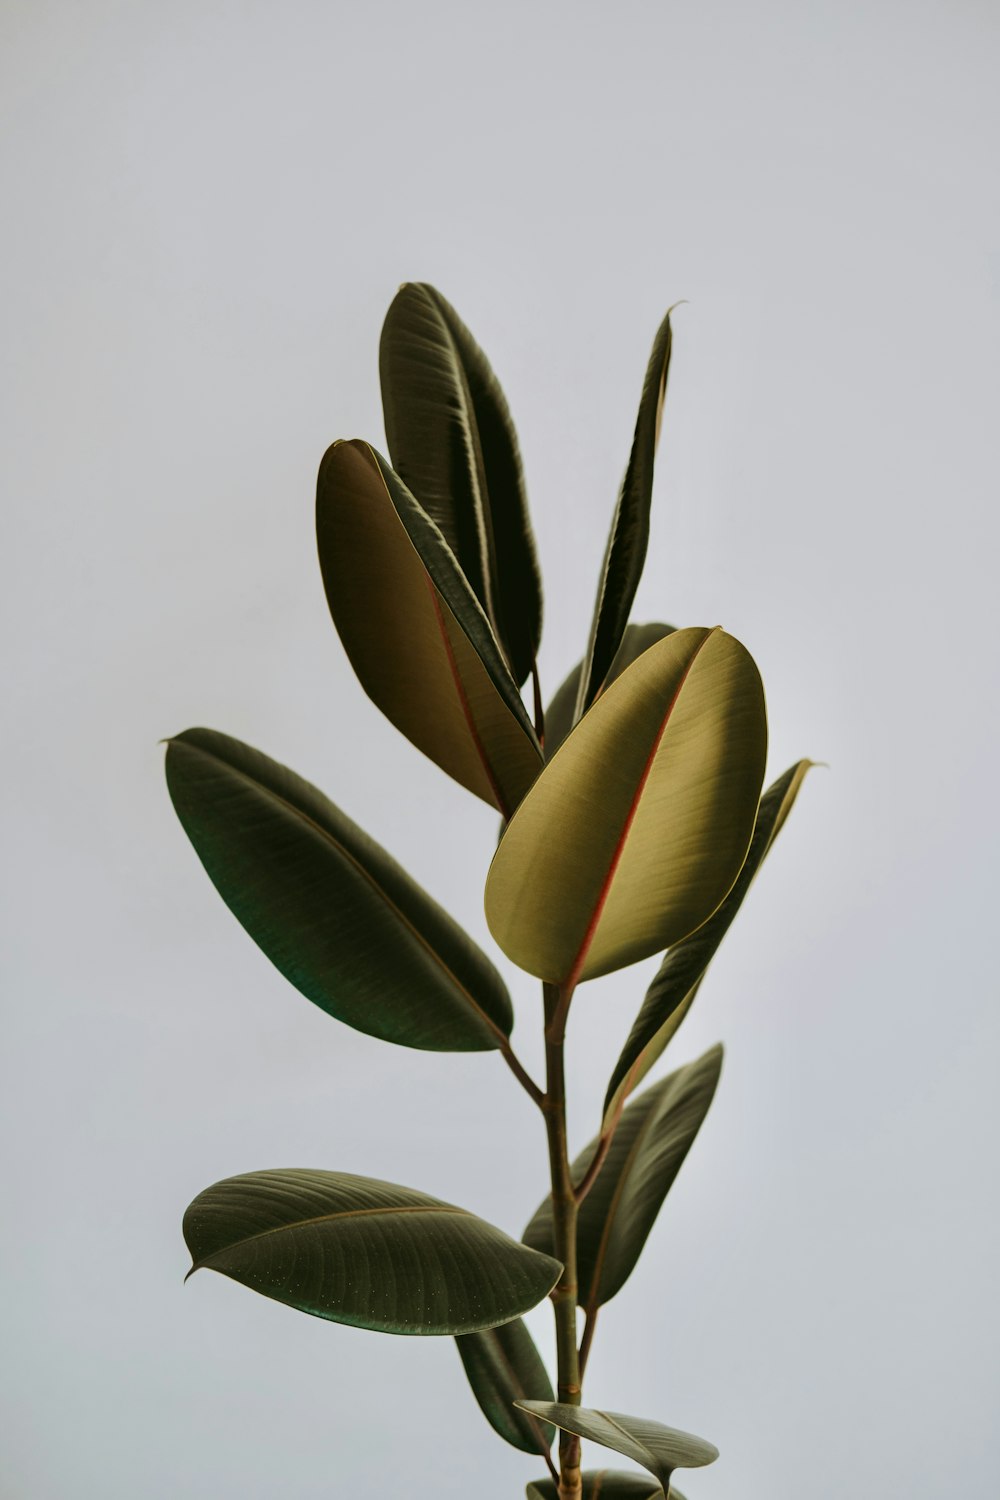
[3,1,998,1495]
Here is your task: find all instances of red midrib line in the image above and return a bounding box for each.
[426,576,510,818]
[562,629,716,991]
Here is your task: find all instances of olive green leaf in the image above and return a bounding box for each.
[485,627,767,985]
[184,1170,562,1336]
[455,1318,555,1454]
[515,1406,717,1494]
[575,310,675,718]
[603,760,814,1125]
[544,623,676,760]
[164,728,513,1052]
[380,282,542,686]
[523,1047,722,1309]
[316,440,542,817]
[526,1473,669,1499]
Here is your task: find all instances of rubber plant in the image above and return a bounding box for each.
[165,282,815,1498]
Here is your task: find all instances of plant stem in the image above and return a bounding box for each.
[543,982,582,1500]
[578,1308,598,1379]
[499,1038,545,1107]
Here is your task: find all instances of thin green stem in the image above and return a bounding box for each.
[578,1307,598,1380]
[499,1038,545,1107]
[543,982,582,1500]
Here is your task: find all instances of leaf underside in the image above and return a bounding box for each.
[455,1318,555,1453]
[516,1404,717,1492]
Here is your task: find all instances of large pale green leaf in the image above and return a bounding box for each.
[455,1318,555,1454]
[380,282,542,685]
[523,1047,722,1309]
[316,440,542,817]
[485,628,767,985]
[544,624,676,759]
[603,761,814,1124]
[184,1170,562,1335]
[575,311,675,717]
[526,1473,670,1499]
[165,728,512,1052]
[516,1406,717,1494]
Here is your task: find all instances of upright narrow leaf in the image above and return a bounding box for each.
[575,310,675,717]
[380,282,542,684]
[516,1405,718,1494]
[524,1048,722,1309]
[544,623,676,759]
[526,1474,668,1499]
[455,1318,555,1454]
[165,728,513,1052]
[603,761,814,1123]
[317,440,542,816]
[485,628,767,985]
[184,1170,562,1335]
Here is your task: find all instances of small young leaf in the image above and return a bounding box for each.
[603,760,815,1125]
[524,1047,722,1309]
[485,628,767,985]
[184,1170,562,1335]
[544,623,676,759]
[526,1473,667,1499]
[455,1318,555,1454]
[316,440,542,816]
[380,282,543,685]
[515,1405,717,1494]
[165,729,513,1052]
[575,310,676,717]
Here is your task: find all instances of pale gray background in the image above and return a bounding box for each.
[3,1,998,1495]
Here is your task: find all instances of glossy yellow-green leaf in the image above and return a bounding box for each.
[524,1047,722,1309]
[316,440,542,817]
[455,1318,555,1453]
[380,283,542,685]
[575,311,675,717]
[184,1170,562,1336]
[164,729,512,1052]
[526,1473,668,1499]
[485,628,767,985]
[516,1405,717,1494]
[544,623,676,760]
[603,761,814,1125]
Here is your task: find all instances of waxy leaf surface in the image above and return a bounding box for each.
[526,1473,668,1499]
[455,1318,555,1453]
[316,440,542,816]
[485,628,767,985]
[604,761,814,1124]
[544,623,676,759]
[165,729,512,1051]
[184,1170,562,1335]
[380,282,542,685]
[516,1405,717,1494]
[575,311,675,717]
[524,1047,722,1308]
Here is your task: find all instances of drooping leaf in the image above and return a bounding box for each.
[184,1170,562,1335]
[165,728,513,1052]
[516,1405,717,1494]
[485,628,767,985]
[380,282,542,684]
[316,441,542,817]
[575,310,675,718]
[524,1047,722,1309]
[603,761,814,1126]
[526,1472,668,1499]
[544,623,676,759]
[455,1318,555,1454]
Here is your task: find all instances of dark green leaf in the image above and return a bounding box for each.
[184,1169,562,1335]
[603,761,815,1125]
[543,623,676,759]
[516,1405,717,1493]
[316,440,542,816]
[455,1318,555,1453]
[380,282,542,685]
[165,728,513,1052]
[526,1472,668,1499]
[524,1047,722,1309]
[486,628,767,985]
[575,310,675,717]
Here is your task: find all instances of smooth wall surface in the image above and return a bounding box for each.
[3,2,998,1495]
